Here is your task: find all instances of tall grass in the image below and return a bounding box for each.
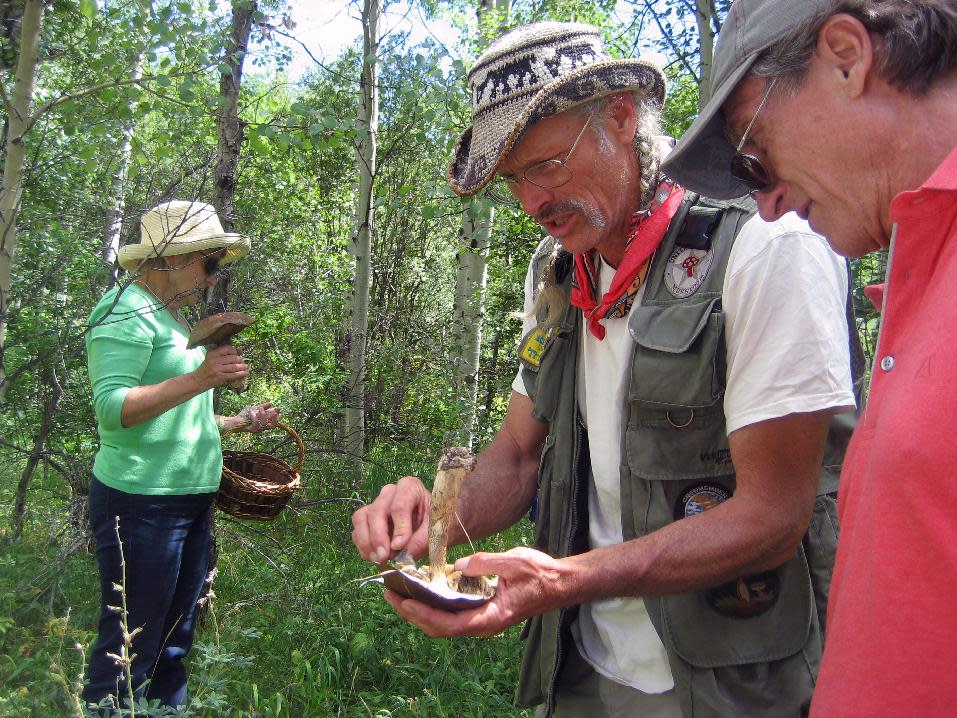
[0,452,535,717]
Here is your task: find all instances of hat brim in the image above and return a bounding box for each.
[448,59,667,197]
[660,56,758,200]
[117,233,251,271]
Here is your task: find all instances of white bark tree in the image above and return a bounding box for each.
[694,0,715,103]
[0,0,44,402]
[342,0,381,479]
[101,54,144,287]
[449,0,510,447]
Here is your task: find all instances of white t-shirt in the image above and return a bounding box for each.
[512,211,856,692]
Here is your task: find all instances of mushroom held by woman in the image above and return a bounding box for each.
[82,200,279,713]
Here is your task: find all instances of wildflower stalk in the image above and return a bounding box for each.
[104,515,142,717]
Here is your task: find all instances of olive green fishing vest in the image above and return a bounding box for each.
[515,193,861,717]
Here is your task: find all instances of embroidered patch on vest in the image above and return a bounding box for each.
[674,482,781,618]
[705,572,781,619]
[674,483,730,520]
[518,326,551,369]
[664,246,714,298]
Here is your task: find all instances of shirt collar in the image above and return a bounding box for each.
[921,142,957,192]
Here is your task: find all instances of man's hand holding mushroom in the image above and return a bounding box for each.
[384,547,571,638]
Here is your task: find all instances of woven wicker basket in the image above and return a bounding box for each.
[217,422,304,520]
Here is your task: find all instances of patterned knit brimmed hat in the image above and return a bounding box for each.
[448,22,667,197]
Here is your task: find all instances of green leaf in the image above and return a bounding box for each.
[248,134,270,156]
[79,0,98,19]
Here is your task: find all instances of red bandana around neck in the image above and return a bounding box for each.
[570,180,685,339]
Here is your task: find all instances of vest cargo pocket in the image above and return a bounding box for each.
[640,477,816,680]
[628,296,725,408]
[625,298,731,483]
[659,549,814,668]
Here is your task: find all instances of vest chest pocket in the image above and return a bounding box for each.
[628,296,725,408]
[626,296,731,482]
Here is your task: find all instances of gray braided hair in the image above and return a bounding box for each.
[529,92,663,329]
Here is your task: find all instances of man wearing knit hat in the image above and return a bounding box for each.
[354,22,859,717]
[663,1,957,716]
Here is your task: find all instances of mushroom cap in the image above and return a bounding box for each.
[378,565,496,612]
[186,311,255,348]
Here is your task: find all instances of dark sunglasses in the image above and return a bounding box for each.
[203,255,222,276]
[729,77,778,194]
[730,153,773,195]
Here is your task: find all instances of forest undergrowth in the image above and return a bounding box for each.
[0,452,534,718]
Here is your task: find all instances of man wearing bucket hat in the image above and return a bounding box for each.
[662,1,957,715]
[83,200,279,712]
[353,22,860,716]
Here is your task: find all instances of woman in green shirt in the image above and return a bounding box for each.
[83,201,278,713]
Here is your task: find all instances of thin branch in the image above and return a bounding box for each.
[644,0,699,81]
[25,66,215,134]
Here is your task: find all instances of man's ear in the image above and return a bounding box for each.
[817,13,874,97]
[606,92,639,144]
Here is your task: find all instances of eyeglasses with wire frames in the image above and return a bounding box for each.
[485,114,594,205]
[729,77,779,195]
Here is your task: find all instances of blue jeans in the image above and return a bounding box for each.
[83,476,215,711]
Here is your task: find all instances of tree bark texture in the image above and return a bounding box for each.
[101,53,144,288]
[449,0,509,447]
[0,0,43,403]
[209,0,256,315]
[342,0,380,481]
[694,0,715,104]
[451,207,492,446]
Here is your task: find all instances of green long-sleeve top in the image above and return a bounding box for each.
[86,283,222,495]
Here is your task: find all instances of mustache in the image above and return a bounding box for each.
[535,200,587,224]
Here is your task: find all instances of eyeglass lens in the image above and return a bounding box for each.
[730,153,772,193]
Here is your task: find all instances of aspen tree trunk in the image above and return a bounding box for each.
[451,206,491,446]
[101,54,144,288]
[342,0,380,482]
[694,0,715,104]
[0,0,43,403]
[450,0,509,447]
[209,0,256,314]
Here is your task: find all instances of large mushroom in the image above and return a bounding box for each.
[377,447,496,611]
[186,311,255,392]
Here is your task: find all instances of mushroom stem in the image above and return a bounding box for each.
[427,447,476,588]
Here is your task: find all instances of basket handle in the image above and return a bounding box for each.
[222,420,305,474]
[280,422,306,474]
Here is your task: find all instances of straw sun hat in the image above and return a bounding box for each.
[117,200,251,272]
[448,22,667,197]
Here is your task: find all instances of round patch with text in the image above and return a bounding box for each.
[664,246,714,298]
[674,483,730,520]
[673,482,781,618]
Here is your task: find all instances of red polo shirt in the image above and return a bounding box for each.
[812,145,957,716]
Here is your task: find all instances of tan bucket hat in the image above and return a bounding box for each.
[447,22,667,197]
[117,200,251,271]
